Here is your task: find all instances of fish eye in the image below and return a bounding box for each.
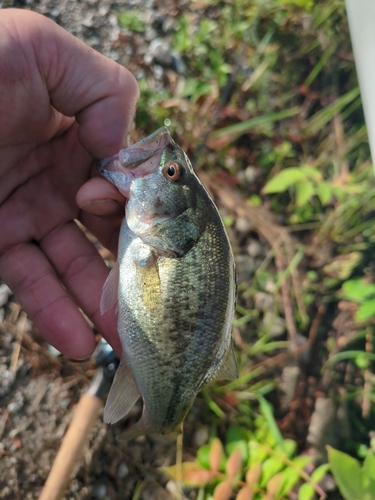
[164,162,181,181]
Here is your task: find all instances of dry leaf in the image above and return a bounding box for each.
[161,462,216,487]
[226,449,243,480]
[209,438,223,473]
[246,462,262,487]
[236,485,254,500]
[213,480,233,500]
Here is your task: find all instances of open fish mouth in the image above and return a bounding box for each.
[97,127,171,178]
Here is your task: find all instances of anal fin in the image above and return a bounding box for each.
[103,358,141,424]
[212,341,238,381]
[100,261,119,315]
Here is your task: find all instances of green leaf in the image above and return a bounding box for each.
[327,446,363,500]
[291,456,313,469]
[299,165,322,180]
[342,279,375,303]
[295,180,315,206]
[226,426,249,461]
[316,182,332,205]
[363,450,375,495]
[274,439,297,459]
[277,467,300,496]
[197,444,211,469]
[260,456,285,487]
[263,168,307,194]
[356,299,375,321]
[311,463,330,483]
[298,483,315,500]
[257,393,285,451]
[248,441,269,468]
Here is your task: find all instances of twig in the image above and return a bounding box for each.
[283,234,307,324]
[259,443,327,500]
[362,326,372,419]
[250,304,325,373]
[9,312,27,374]
[175,426,184,499]
[275,251,299,355]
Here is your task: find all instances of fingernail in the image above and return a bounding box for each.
[80,199,122,216]
[81,198,114,207]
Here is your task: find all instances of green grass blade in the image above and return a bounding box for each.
[304,87,360,135]
[210,107,300,140]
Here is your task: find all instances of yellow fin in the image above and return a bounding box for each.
[137,255,161,312]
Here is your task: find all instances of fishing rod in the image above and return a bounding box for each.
[39,340,118,500]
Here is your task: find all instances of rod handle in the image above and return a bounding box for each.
[39,394,103,500]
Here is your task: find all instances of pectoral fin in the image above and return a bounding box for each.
[213,341,238,381]
[100,262,119,315]
[103,358,141,424]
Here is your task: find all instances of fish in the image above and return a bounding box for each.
[97,127,238,439]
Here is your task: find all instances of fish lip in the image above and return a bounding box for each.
[96,126,172,178]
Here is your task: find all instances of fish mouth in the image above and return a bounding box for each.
[97,127,172,179]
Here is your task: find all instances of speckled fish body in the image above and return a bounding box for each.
[98,127,237,439]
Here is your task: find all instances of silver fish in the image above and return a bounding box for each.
[98,127,237,439]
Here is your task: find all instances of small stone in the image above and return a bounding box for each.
[254,292,274,312]
[262,311,285,337]
[162,17,177,33]
[193,427,209,447]
[58,398,71,409]
[98,6,108,16]
[9,429,19,439]
[108,14,118,27]
[149,38,173,66]
[117,462,129,479]
[7,401,23,414]
[264,279,276,293]
[235,254,255,282]
[243,166,258,183]
[236,216,251,233]
[48,345,61,357]
[165,480,178,496]
[93,484,107,499]
[153,64,164,80]
[280,365,300,410]
[247,240,263,257]
[0,284,12,307]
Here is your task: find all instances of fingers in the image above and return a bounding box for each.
[0,243,96,359]
[33,12,139,157]
[77,177,125,216]
[1,9,139,157]
[39,221,122,355]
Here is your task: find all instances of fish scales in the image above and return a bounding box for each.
[98,127,238,438]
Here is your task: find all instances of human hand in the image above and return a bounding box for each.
[0,9,139,358]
